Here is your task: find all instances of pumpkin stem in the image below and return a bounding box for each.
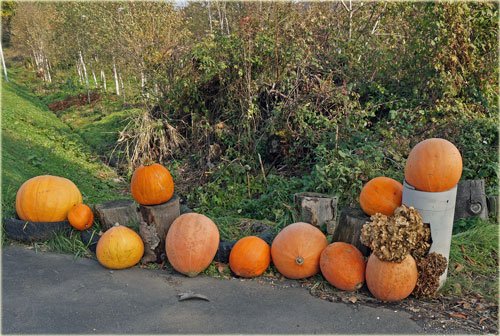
[113,222,120,227]
[295,256,304,265]
[143,158,155,166]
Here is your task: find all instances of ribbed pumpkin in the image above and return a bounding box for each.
[68,204,94,231]
[271,222,328,279]
[404,138,462,192]
[320,242,366,291]
[96,224,144,270]
[359,177,403,216]
[166,213,220,277]
[16,175,82,222]
[365,254,418,302]
[229,236,271,278]
[130,163,174,205]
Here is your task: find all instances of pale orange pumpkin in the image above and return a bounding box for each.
[68,204,94,231]
[130,163,174,205]
[271,222,328,279]
[320,242,366,291]
[359,177,403,216]
[166,213,220,277]
[365,254,418,302]
[404,138,462,192]
[16,175,82,222]
[96,224,144,270]
[229,236,271,278]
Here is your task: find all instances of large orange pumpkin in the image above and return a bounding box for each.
[320,242,366,291]
[16,175,82,222]
[68,204,94,231]
[359,177,403,216]
[365,254,417,302]
[166,213,220,277]
[271,222,328,279]
[229,236,271,278]
[96,224,144,270]
[130,163,174,205]
[404,138,462,192]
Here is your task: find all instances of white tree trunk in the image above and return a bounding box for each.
[207,1,213,33]
[79,50,90,88]
[119,72,125,100]
[1,43,9,82]
[76,62,83,84]
[101,69,107,92]
[44,57,51,83]
[113,58,120,96]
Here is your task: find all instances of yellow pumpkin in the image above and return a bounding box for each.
[96,225,144,270]
[16,175,82,222]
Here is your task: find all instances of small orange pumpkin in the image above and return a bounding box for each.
[166,213,220,277]
[365,254,417,302]
[229,236,271,278]
[16,175,82,222]
[320,242,366,291]
[130,163,174,205]
[359,176,403,216]
[96,225,144,270]
[68,204,94,231]
[404,138,462,192]
[271,222,328,279]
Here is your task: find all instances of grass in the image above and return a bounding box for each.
[443,217,499,301]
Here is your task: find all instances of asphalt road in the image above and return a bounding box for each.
[2,245,426,334]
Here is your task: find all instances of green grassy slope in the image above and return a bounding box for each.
[1,79,125,217]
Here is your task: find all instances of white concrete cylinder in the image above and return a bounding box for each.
[402,181,457,288]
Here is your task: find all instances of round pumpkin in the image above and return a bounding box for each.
[359,177,403,216]
[229,236,271,278]
[68,204,94,231]
[16,175,82,222]
[96,225,144,270]
[365,254,417,302]
[320,242,366,291]
[166,213,220,277]
[404,138,462,192]
[130,163,174,205]
[271,222,328,279]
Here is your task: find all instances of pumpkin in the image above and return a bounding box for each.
[16,175,82,222]
[130,163,174,205]
[359,177,403,216]
[68,204,94,231]
[96,224,144,270]
[320,242,366,291]
[271,222,328,279]
[404,138,462,192]
[166,213,220,277]
[229,236,271,278]
[365,254,417,302]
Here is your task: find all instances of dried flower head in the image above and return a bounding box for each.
[413,252,448,298]
[360,205,431,262]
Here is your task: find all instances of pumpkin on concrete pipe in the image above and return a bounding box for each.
[229,236,271,278]
[271,222,328,279]
[68,204,94,231]
[359,176,403,216]
[16,175,82,222]
[166,213,220,277]
[96,224,144,270]
[365,253,418,302]
[404,138,462,192]
[320,242,366,291]
[130,162,174,205]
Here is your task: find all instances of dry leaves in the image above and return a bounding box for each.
[360,205,431,262]
[413,252,447,298]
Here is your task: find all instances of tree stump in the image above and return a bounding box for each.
[294,192,338,234]
[487,195,497,218]
[454,180,488,222]
[138,195,180,261]
[332,207,371,257]
[94,200,141,231]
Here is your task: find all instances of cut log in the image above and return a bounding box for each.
[294,192,338,234]
[454,180,488,222]
[3,218,69,242]
[332,207,371,256]
[486,195,497,218]
[139,195,180,261]
[94,200,141,231]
